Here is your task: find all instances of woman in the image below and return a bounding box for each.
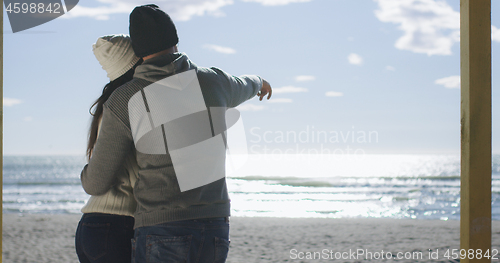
[75,34,142,263]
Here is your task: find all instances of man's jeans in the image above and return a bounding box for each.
[132,217,230,263]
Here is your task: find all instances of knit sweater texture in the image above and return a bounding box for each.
[80,53,262,228]
[81,152,138,216]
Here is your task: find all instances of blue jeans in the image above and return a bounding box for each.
[75,213,135,263]
[132,217,230,263]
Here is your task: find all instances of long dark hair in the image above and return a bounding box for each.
[87,59,142,159]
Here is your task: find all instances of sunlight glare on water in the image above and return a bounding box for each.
[4,154,499,220]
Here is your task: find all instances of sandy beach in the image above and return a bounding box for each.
[3,214,500,262]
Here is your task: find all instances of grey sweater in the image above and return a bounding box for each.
[81,53,262,228]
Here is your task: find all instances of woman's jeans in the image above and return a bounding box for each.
[75,213,135,263]
[132,217,230,263]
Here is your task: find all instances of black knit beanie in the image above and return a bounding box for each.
[129,4,179,58]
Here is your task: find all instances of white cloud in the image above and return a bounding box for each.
[62,4,131,20]
[325,91,344,97]
[294,75,316,82]
[386,65,396,71]
[435,75,460,89]
[273,86,308,94]
[64,0,234,21]
[242,0,311,6]
[203,44,236,54]
[493,26,500,43]
[4,97,22,107]
[268,98,293,103]
[237,104,266,111]
[374,0,460,56]
[23,116,33,122]
[348,53,363,65]
[64,0,312,21]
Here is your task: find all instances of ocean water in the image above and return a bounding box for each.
[3,154,500,220]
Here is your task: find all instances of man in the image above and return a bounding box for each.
[80,4,272,262]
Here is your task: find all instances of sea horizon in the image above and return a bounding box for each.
[3,154,500,221]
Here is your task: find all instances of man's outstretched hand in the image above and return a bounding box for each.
[257,79,272,101]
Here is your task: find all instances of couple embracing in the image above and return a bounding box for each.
[75,4,272,263]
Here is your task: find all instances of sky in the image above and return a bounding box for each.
[3,0,500,156]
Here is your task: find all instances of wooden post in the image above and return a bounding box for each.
[460,0,492,262]
[1,0,4,261]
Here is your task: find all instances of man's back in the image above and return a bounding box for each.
[82,52,262,228]
[81,5,272,262]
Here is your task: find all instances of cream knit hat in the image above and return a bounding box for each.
[92,34,140,81]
